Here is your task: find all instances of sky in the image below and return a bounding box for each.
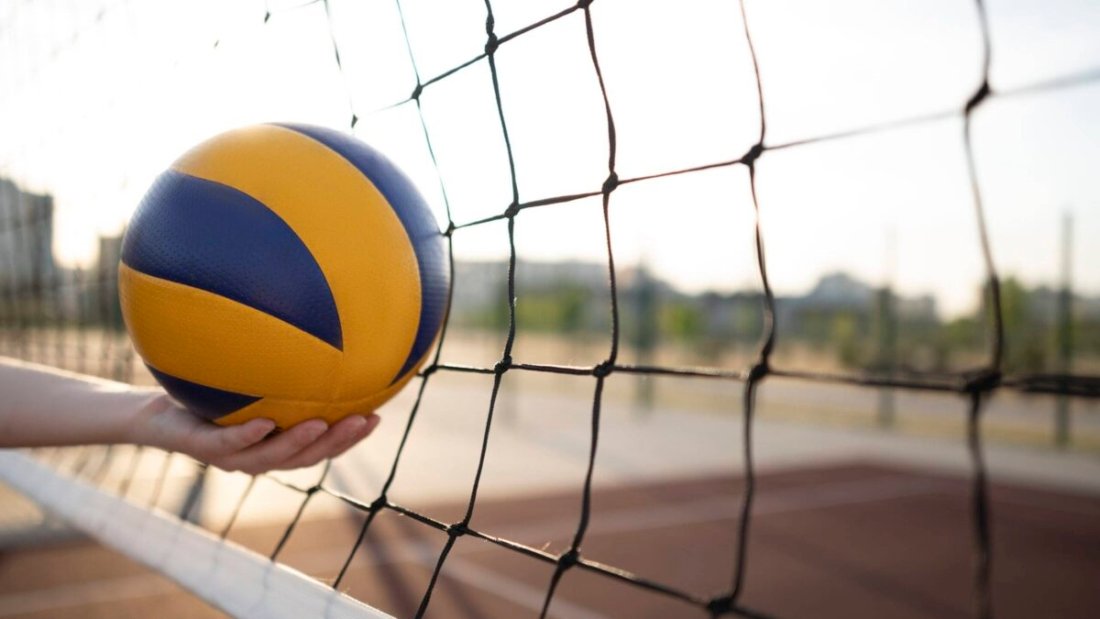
[1,0,1098,318]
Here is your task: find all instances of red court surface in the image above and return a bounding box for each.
[1,461,1098,619]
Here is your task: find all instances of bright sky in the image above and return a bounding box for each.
[1,0,1098,317]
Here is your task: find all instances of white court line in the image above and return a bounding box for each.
[0,474,943,617]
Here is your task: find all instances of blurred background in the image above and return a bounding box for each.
[1,1,1099,618]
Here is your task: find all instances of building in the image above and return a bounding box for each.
[0,177,57,294]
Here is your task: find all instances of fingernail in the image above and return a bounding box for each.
[255,419,277,434]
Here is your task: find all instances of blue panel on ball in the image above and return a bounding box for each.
[146,364,261,421]
[279,123,449,381]
[121,170,343,350]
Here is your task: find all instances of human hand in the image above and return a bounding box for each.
[130,393,380,475]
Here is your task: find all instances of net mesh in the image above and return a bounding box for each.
[2,1,1099,618]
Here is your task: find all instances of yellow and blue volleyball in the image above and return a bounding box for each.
[119,124,449,429]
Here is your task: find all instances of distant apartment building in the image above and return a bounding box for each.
[0,177,127,326]
[92,233,125,328]
[1025,285,1100,324]
[0,177,57,294]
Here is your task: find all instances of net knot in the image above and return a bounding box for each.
[601,172,619,194]
[963,368,1001,394]
[263,11,271,23]
[448,522,470,537]
[558,548,581,568]
[410,83,424,101]
[592,360,614,378]
[495,356,512,375]
[965,80,991,114]
[503,201,521,218]
[747,360,769,383]
[485,32,500,56]
[350,114,359,129]
[369,496,388,513]
[576,0,594,9]
[421,363,439,377]
[706,594,734,615]
[444,221,456,237]
[742,143,764,166]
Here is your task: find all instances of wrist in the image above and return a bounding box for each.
[123,390,170,448]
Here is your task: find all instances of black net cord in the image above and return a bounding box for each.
[725,165,775,619]
[116,445,145,498]
[319,0,357,130]
[0,204,17,355]
[3,196,30,360]
[146,451,176,509]
[967,391,994,619]
[270,461,333,561]
[409,1,530,614]
[537,2,622,614]
[961,1,999,617]
[724,1,773,614]
[328,0,464,591]
[219,475,258,539]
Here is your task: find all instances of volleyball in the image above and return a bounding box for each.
[118,124,449,429]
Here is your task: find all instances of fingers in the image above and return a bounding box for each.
[214,419,327,474]
[275,415,379,471]
[326,415,382,460]
[209,415,378,475]
[212,418,277,454]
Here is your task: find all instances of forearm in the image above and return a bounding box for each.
[0,356,158,448]
[0,356,380,473]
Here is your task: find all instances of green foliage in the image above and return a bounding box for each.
[660,302,703,341]
[449,271,1098,373]
[998,277,1048,373]
[831,313,863,367]
[558,285,589,334]
[513,283,596,336]
[732,303,762,340]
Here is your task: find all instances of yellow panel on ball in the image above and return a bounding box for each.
[119,124,450,428]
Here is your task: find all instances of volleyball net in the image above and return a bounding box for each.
[2,1,1100,618]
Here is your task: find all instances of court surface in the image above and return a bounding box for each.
[3,372,1099,618]
[2,459,1099,619]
